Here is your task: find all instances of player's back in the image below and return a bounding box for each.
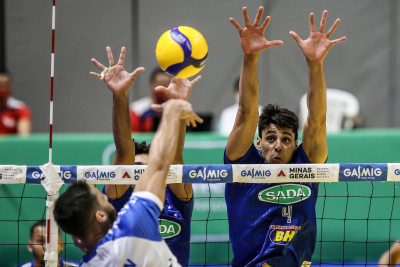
[81,192,181,267]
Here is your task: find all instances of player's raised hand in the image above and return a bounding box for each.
[151,99,203,127]
[230,6,283,55]
[90,46,145,95]
[155,75,201,101]
[289,10,347,63]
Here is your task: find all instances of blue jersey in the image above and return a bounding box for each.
[224,144,319,267]
[81,191,180,267]
[18,258,79,267]
[103,186,193,267]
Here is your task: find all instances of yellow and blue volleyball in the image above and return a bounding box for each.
[155,26,208,78]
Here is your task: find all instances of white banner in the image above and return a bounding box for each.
[0,165,27,184]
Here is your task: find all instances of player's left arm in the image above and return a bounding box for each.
[154,76,201,203]
[378,241,400,267]
[290,10,346,163]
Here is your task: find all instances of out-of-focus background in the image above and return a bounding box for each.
[1,0,400,266]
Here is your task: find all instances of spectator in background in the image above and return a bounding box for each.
[18,220,78,267]
[0,72,31,136]
[218,77,261,136]
[129,67,170,132]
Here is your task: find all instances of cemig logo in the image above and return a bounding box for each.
[289,167,315,179]
[189,168,227,180]
[278,170,286,177]
[344,166,382,179]
[269,225,301,245]
[240,169,271,179]
[258,184,311,204]
[122,172,131,178]
[133,169,145,180]
[84,170,115,180]
[158,219,181,239]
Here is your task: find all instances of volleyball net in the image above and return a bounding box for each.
[1,163,400,266]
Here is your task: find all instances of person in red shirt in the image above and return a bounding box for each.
[129,67,170,132]
[0,72,31,135]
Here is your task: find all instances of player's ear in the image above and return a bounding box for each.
[295,139,298,148]
[27,240,33,253]
[256,136,262,150]
[95,210,108,223]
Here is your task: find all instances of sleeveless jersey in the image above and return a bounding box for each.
[224,144,319,267]
[81,191,180,267]
[103,186,193,266]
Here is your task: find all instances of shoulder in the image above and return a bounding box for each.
[130,97,152,116]
[18,261,33,267]
[224,143,264,165]
[290,143,312,164]
[7,97,28,110]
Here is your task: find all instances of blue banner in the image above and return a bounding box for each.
[182,165,233,183]
[339,163,387,182]
[26,166,77,184]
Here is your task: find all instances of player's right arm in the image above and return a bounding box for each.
[378,241,400,267]
[226,7,283,162]
[90,46,144,199]
[134,99,202,203]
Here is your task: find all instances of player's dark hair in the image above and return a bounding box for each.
[54,181,98,237]
[233,77,240,92]
[132,139,150,155]
[258,104,299,140]
[149,67,167,84]
[30,220,46,239]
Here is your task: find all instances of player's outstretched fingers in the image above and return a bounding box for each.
[150,104,163,112]
[260,16,271,32]
[117,47,126,66]
[326,19,341,38]
[330,36,347,46]
[130,67,145,79]
[253,6,264,26]
[155,85,169,94]
[289,31,302,44]
[267,40,284,47]
[230,18,243,32]
[309,13,316,32]
[319,10,328,33]
[89,71,101,79]
[243,7,251,27]
[91,58,106,71]
[190,75,202,86]
[106,46,115,67]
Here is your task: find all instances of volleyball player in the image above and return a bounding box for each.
[97,46,200,266]
[53,47,203,266]
[224,7,346,267]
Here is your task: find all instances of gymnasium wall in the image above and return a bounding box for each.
[4,0,400,132]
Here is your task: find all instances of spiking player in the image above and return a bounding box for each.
[53,47,203,266]
[99,45,200,267]
[224,7,346,267]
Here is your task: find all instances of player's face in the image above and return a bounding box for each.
[150,73,170,104]
[256,124,298,164]
[27,226,64,265]
[90,185,117,223]
[135,154,149,165]
[0,74,12,99]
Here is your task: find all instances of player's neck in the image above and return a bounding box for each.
[81,227,109,255]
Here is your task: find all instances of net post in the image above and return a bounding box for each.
[45,1,59,267]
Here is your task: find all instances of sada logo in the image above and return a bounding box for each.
[269,225,300,245]
[158,219,181,239]
[240,168,271,179]
[183,165,233,183]
[258,184,311,204]
[339,164,387,181]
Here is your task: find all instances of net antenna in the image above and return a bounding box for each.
[43,1,64,266]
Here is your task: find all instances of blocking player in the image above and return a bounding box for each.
[18,220,78,267]
[225,7,346,267]
[53,47,203,266]
[98,46,199,266]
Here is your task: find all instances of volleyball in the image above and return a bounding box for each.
[155,26,208,78]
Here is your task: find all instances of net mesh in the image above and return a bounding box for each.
[1,179,400,266]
